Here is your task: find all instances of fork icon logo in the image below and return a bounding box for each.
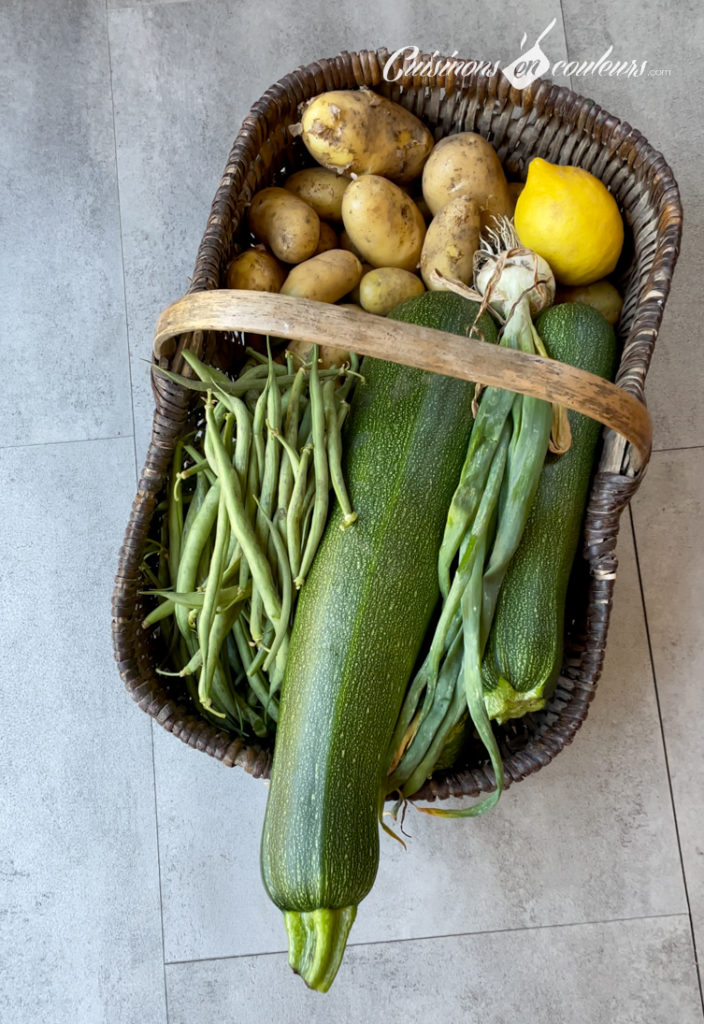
[502,19,557,88]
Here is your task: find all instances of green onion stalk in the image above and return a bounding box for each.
[388,219,557,817]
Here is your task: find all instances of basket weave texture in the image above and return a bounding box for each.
[112,48,682,802]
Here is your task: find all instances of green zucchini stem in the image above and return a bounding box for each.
[284,907,357,993]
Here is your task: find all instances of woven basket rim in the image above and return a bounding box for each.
[113,47,683,802]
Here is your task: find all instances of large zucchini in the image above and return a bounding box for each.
[260,292,497,990]
[482,303,617,721]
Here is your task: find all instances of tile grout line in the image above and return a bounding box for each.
[628,505,704,1014]
[0,433,134,452]
[558,0,574,94]
[105,2,140,488]
[163,910,693,968]
[105,4,171,1023]
[149,720,172,1023]
[652,442,704,455]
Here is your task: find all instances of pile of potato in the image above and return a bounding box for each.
[227,88,522,319]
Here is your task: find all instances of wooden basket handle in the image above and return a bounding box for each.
[153,290,652,471]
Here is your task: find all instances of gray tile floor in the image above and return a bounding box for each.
[2,3,702,1022]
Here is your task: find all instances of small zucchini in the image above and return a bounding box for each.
[482,303,617,722]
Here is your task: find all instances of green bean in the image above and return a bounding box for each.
[178,456,210,481]
[232,619,279,720]
[335,360,364,404]
[141,561,161,591]
[295,346,329,587]
[184,445,217,486]
[197,485,230,711]
[323,379,356,528]
[221,411,235,460]
[143,597,176,629]
[258,505,293,684]
[301,473,316,522]
[156,646,202,678]
[203,598,247,718]
[205,388,252,484]
[245,620,274,676]
[244,346,288,370]
[278,367,306,517]
[141,583,248,611]
[204,400,282,628]
[174,481,221,637]
[271,427,301,479]
[238,401,261,596]
[301,491,315,549]
[154,364,341,398]
[222,547,242,586]
[168,440,185,587]
[212,398,228,429]
[158,511,170,592]
[244,387,260,414]
[251,357,272,486]
[232,397,252,490]
[287,444,313,581]
[256,359,282,558]
[177,633,202,708]
[297,395,313,449]
[337,399,350,431]
[209,658,268,735]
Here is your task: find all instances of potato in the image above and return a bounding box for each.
[284,167,350,220]
[556,279,623,325]
[287,342,352,369]
[422,132,512,229]
[339,229,364,260]
[420,196,481,290]
[346,262,374,304]
[248,187,320,264]
[225,247,286,292]
[341,176,426,271]
[315,221,338,254]
[359,268,425,316]
[298,89,434,183]
[280,249,363,304]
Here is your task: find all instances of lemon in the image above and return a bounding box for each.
[514,158,624,286]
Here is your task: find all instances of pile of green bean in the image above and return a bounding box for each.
[387,298,554,815]
[141,345,360,739]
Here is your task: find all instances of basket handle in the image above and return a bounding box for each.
[153,290,652,471]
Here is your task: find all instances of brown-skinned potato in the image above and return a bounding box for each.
[422,132,512,230]
[298,89,434,183]
[248,187,320,264]
[284,167,350,220]
[341,176,426,271]
[225,247,286,292]
[420,196,481,290]
[359,268,425,315]
[280,249,363,303]
[315,221,339,254]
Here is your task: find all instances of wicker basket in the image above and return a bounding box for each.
[112,48,682,803]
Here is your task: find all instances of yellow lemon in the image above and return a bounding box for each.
[514,158,624,286]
